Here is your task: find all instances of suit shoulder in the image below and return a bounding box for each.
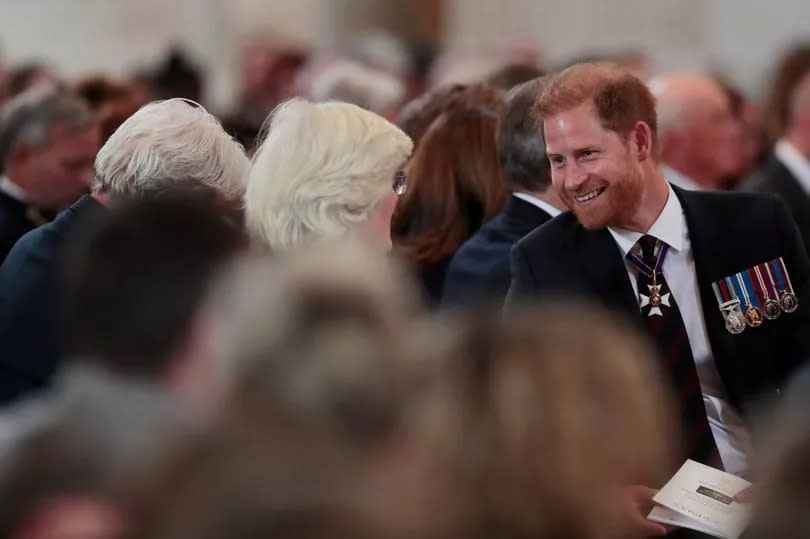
[514,211,579,254]
[685,189,784,216]
[737,158,785,192]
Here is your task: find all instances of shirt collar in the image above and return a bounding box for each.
[0,175,28,203]
[607,183,685,257]
[512,192,562,218]
[775,139,810,194]
[661,165,702,191]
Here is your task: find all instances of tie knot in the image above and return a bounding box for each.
[638,234,659,263]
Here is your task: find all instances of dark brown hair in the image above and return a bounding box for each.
[761,43,810,146]
[392,106,507,266]
[397,83,505,148]
[486,63,544,90]
[535,62,659,152]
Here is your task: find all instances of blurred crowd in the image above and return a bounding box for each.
[0,28,809,539]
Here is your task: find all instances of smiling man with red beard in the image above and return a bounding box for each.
[507,62,810,538]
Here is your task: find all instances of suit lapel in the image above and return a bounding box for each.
[575,227,643,324]
[675,187,736,365]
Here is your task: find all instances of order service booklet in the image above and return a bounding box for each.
[648,460,752,539]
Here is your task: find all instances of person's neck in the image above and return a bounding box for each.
[618,168,669,233]
[518,186,566,211]
[91,190,111,207]
[785,130,810,161]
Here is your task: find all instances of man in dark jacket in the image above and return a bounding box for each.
[0,89,98,261]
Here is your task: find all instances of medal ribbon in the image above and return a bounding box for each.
[733,273,753,308]
[712,281,730,305]
[712,277,739,310]
[752,265,772,302]
[762,261,781,299]
[776,257,795,295]
[740,270,761,307]
[627,242,669,280]
[769,259,788,293]
[725,277,740,302]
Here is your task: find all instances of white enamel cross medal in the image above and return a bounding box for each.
[640,282,671,317]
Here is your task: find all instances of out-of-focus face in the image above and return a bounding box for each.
[683,86,742,183]
[544,102,644,230]
[23,122,100,210]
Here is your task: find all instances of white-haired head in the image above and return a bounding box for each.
[307,59,405,116]
[245,98,413,250]
[93,99,249,203]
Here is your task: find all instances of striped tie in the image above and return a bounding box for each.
[631,235,722,469]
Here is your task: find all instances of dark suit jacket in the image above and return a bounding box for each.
[419,255,453,307]
[0,195,105,404]
[508,187,810,416]
[0,191,38,263]
[441,195,553,307]
[738,154,810,257]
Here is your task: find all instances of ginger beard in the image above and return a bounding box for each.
[558,150,644,231]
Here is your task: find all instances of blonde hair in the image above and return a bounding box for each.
[245,98,413,250]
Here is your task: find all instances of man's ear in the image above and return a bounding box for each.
[630,121,654,162]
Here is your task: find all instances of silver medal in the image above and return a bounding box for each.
[724,309,746,334]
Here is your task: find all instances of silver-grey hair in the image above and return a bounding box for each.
[92,98,249,202]
[0,86,93,168]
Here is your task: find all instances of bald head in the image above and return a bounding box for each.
[648,74,741,188]
[650,75,728,139]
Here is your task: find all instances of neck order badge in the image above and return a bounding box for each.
[628,239,671,317]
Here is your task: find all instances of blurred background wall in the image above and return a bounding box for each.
[0,0,807,109]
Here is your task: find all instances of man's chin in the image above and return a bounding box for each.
[573,208,610,230]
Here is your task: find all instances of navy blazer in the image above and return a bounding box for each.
[738,154,810,257]
[0,195,105,404]
[0,191,38,263]
[508,187,810,417]
[441,195,553,307]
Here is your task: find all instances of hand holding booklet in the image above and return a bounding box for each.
[647,460,752,539]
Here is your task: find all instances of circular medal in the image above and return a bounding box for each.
[744,306,764,327]
[763,299,782,320]
[780,292,799,313]
[650,293,661,307]
[725,310,746,334]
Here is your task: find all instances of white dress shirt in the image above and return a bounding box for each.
[775,139,810,194]
[661,165,702,191]
[607,184,752,476]
[0,175,28,203]
[512,192,562,218]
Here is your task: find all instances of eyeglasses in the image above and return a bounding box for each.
[393,171,408,195]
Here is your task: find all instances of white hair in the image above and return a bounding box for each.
[245,98,413,250]
[307,60,405,115]
[93,98,249,202]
